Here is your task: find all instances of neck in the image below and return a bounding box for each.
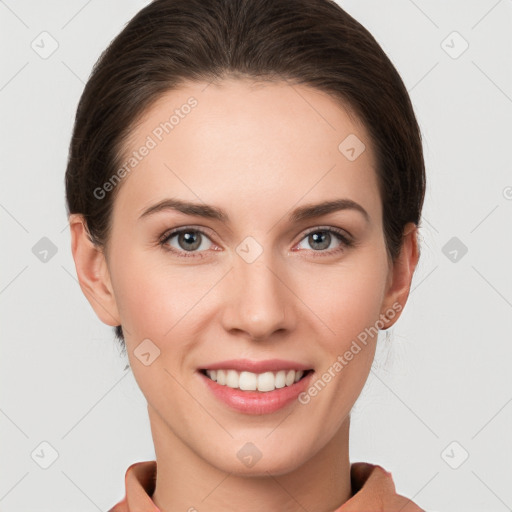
[148,405,352,512]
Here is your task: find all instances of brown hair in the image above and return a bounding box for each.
[65,0,426,350]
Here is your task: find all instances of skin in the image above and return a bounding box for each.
[69,77,419,512]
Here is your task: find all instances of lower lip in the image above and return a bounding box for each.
[198,370,314,415]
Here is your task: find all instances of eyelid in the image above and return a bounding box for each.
[158,224,354,257]
[159,225,352,244]
[158,224,216,244]
[297,225,353,243]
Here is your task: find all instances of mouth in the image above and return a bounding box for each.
[199,368,314,393]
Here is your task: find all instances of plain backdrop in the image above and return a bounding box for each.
[1,1,511,511]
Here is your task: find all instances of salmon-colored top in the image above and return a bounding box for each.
[108,460,425,511]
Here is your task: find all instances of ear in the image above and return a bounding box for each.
[380,222,420,329]
[68,214,121,327]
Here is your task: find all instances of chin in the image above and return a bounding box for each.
[206,443,310,478]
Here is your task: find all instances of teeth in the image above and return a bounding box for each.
[205,369,306,392]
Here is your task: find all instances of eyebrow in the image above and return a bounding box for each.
[138,197,370,224]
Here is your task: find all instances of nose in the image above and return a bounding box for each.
[220,250,296,341]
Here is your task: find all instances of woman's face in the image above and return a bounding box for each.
[82,78,414,475]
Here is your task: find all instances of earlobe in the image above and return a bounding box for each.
[69,214,121,327]
[380,222,420,330]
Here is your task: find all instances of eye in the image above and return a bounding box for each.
[295,227,353,256]
[159,225,354,259]
[159,227,214,258]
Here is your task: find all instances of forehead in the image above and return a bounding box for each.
[112,78,381,225]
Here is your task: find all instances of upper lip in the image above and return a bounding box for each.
[200,359,313,373]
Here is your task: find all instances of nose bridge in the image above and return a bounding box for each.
[221,243,293,339]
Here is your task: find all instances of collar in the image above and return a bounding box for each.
[108,460,424,511]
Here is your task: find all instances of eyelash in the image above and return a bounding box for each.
[158,225,354,259]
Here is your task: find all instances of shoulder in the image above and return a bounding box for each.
[108,460,158,512]
[337,462,425,511]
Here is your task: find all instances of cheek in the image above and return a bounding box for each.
[113,241,388,345]
[108,251,180,340]
[297,262,386,439]
[294,253,388,346]
[110,250,219,346]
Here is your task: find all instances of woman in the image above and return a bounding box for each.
[65,0,426,510]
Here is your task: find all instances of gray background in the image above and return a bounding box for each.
[1,1,511,510]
